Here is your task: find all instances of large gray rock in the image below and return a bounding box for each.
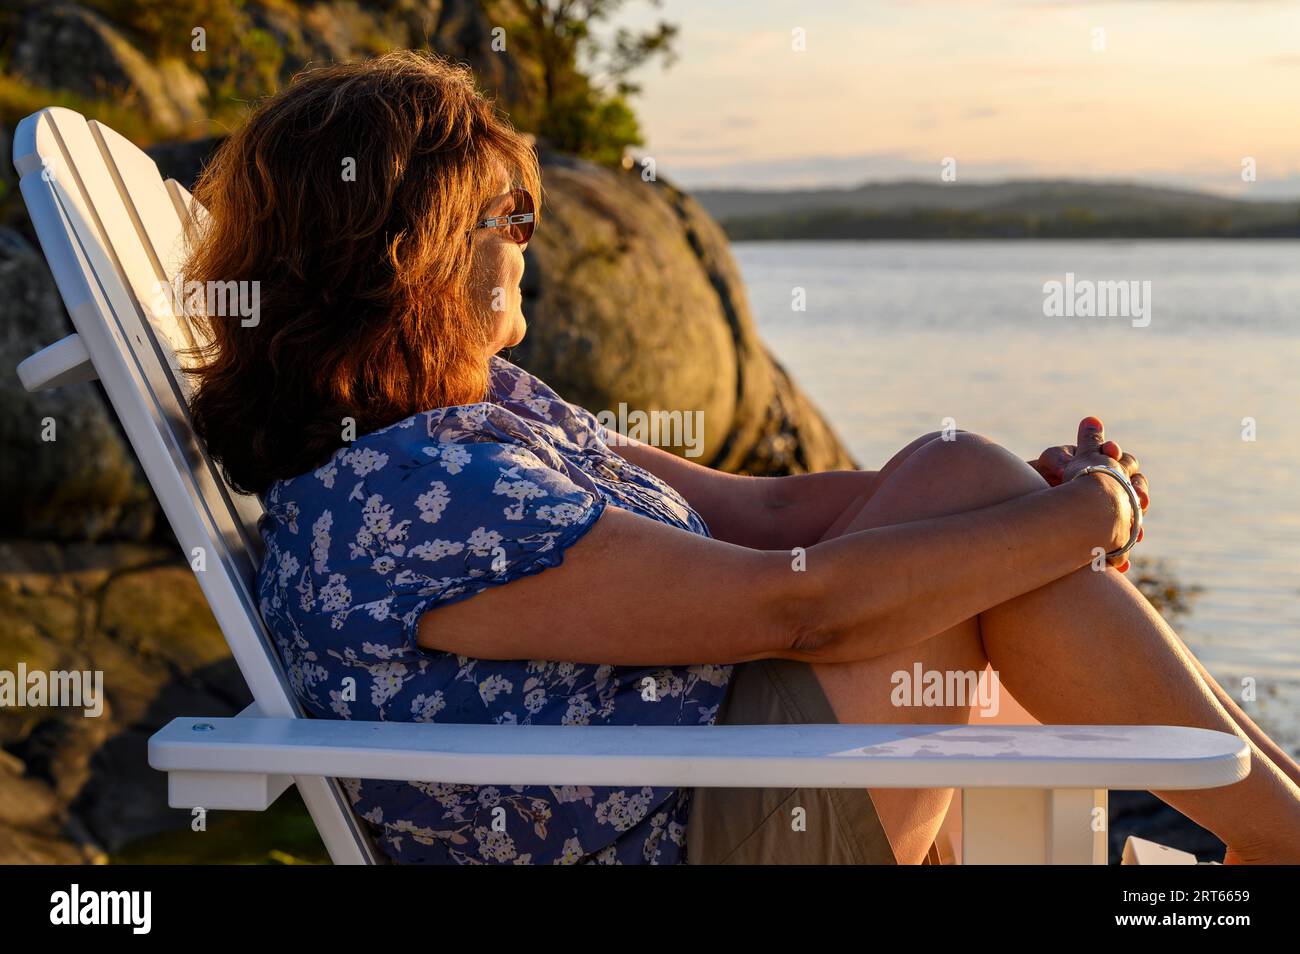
[0,541,251,862]
[248,0,523,101]
[517,153,854,475]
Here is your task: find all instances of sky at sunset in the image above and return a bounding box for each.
[614,0,1300,197]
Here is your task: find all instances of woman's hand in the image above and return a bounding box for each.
[1039,417,1148,571]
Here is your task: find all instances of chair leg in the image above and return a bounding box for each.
[962,788,1107,864]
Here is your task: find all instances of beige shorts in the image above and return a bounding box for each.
[685,657,898,865]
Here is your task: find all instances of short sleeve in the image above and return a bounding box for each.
[390,439,607,639]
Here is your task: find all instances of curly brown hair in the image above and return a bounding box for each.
[180,51,542,497]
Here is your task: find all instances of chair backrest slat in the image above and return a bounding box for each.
[88,121,203,361]
[93,122,267,545]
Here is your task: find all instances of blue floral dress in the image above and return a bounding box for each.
[255,356,733,864]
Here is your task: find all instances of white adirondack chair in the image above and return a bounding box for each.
[12,107,1249,865]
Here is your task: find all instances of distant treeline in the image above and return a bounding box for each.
[721,207,1300,240]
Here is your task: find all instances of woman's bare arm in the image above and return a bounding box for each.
[416,472,1131,666]
[605,436,877,549]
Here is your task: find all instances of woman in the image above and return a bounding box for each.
[183,51,1300,865]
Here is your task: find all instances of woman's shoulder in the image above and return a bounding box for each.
[269,423,564,511]
[261,399,604,544]
[257,358,605,521]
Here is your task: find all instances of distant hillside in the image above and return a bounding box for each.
[692,180,1300,239]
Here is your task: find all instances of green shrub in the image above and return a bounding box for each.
[0,74,170,143]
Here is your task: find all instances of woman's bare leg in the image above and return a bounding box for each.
[804,611,989,864]
[1186,650,1300,789]
[829,429,1300,790]
[812,430,1300,864]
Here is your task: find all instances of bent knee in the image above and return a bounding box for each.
[909,428,1004,454]
[899,430,1046,503]
[854,430,1047,527]
[888,427,985,472]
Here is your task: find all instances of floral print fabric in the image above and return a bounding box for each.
[256,356,732,863]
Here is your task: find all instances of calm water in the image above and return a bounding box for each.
[734,240,1300,749]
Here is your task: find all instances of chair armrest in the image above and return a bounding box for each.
[17,333,97,391]
[149,715,1247,811]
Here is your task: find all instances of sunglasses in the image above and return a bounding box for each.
[472,188,535,245]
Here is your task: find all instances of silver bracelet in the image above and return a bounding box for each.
[1072,464,1143,560]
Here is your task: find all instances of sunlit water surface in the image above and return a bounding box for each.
[736,240,1300,749]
